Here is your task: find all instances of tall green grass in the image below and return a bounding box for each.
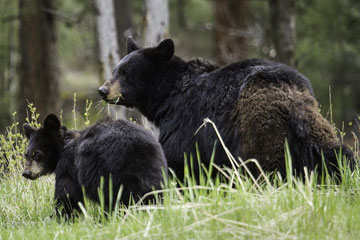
[0,105,359,239]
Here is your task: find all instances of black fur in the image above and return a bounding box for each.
[100,38,355,180]
[23,114,167,217]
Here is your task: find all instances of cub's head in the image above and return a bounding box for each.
[98,37,175,108]
[22,114,62,180]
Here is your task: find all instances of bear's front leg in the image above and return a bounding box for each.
[54,175,83,220]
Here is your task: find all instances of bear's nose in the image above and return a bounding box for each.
[22,170,32,179]
[98,87,109,98]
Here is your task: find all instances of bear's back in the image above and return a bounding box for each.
[202,59,313,95]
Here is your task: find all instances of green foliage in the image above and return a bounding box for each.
[0,103,42,177]
[83,99,93,127]
[0,113,26,176]
[296,0,360,124]
[25,103,41,129]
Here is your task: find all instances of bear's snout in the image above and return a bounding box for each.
[98,87,109,99]
[98,80,123,104]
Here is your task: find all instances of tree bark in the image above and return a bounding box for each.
[113,0,144,123]
[269,0,296,67]
[94,0,127,120]
[113,0,133,57]
[94,0,120,84]
[143,0,169,47]
[214,0,248,66]
[141,0,169,137]
[0,1,16,130]
[19,0,59,123]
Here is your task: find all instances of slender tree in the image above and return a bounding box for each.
[94,0,126,119]
[140,0,169,135]
[94,0,119,85]
[113,0,133,57]
[143,0,169,47]
[0,0,17,130]
[214,0,248,65]
[113,0,144,123]
[19,0,59,123]
[269,0,296,67]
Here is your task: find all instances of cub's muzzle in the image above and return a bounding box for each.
[22,159,45,180]
[22,170,34,180]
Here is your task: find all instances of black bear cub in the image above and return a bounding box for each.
[23,114,167,217]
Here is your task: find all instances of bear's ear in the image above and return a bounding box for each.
[43,114,60,132]
[155,39,174,61]
[23,123,36,138]
[127,36,141,54]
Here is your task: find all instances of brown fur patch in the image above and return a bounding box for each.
[231,81,338,173]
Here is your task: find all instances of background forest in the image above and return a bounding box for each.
[0,0,360,140]
[1,1,360,239]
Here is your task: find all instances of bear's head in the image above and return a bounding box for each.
[98,36,175,109]
[22,114,62,180]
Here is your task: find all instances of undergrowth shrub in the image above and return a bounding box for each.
[0,103,40,177]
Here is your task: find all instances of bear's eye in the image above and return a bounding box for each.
[33,152,42,160]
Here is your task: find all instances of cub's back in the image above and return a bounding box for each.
[75,119,167,204]
[77,119,166,169]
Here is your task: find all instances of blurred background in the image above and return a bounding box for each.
[0,0,359,142]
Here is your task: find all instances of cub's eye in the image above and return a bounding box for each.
[33,152,42,160]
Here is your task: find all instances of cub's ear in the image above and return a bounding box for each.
[127,36,141,54]
[23,123,36,138]
[43,114,60,132]
[155,39,174,61]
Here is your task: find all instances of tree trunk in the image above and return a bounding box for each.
[94,0,120,84]
[214,0,248,66]
[19,0,59,123]
[269,0,296,67]
[0,1,16,130]
[94,0,125,119]
[113,0,133,57]
[141,0,169,137]
[143,0,169,47]
[113,0,145,124]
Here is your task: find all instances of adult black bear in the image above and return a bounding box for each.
[98,37,354,180]
[23,114,167,217]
